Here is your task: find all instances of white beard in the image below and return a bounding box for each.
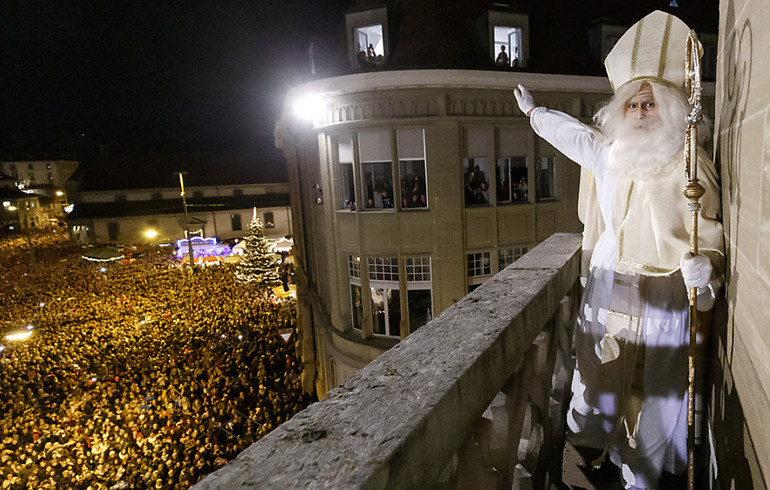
[606,118,683,180]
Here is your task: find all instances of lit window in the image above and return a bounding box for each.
[348,255,363,331]
[406,258,432,332]
[535,156,555,201]
[230,214,242,231]
[398,129,427,209]
[464,127,491,206]
[338,136,355,211]
[496,157,528,203]
[347,254,361,279]
[486,11,528,68]
[370,286,400,337]
[368,257,399,281]
[350,283,364,331]
[359,130,394,210]
[368,257,400,337]
[338,128,427,213]
[263,212,274,229]
[464,158,491,206]
[355,25,385,67]
[494,26,522,68]
[346,7,388,69]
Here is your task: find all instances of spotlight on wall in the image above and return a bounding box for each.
[293,94,327,122]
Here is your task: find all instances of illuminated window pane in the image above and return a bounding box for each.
[536,156,555,201]
[230,214,242,231]
[350,284,363,331]
[355,25,384,67]
[360,130,393,210]
[348,255,361,278]
[338,136,355,210]
[493,26,522,67]
[464,158,491,206]
[496,157,528,203]
[371,287,400,337]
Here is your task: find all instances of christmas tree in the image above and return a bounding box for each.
[235,209,280,288]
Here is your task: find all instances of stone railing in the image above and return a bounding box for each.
[194,233,583,489]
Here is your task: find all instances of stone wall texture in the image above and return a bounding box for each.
[714,0,769,487]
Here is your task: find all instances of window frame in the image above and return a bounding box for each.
[263,212,275,229]
[486,11,529,69]
[334,128,427,213]
[230,213,242,232]
[346,7,389,69]
[348,255,364,332]
[535,155,556,201]
[405,257,433,332]
[495,156,529,204]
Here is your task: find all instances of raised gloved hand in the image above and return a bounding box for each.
[680,252,712,289]
[513,84,536,116]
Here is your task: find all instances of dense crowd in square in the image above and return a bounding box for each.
[0,230,312,489]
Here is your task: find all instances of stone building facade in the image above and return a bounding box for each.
[277,70,616,395]
[712,0,770,487]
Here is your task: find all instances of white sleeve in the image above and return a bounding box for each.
[529,107,604,172]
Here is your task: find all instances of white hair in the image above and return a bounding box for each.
[593,80,709,180]
[594,80,691,142]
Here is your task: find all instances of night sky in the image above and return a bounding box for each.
[0,1,351,158]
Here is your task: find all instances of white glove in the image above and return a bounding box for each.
[680,252,712,289]
[514,84,536,116]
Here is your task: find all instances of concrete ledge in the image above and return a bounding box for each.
[194,233,582,490]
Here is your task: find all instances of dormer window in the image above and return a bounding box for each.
[346,8,388,69]
[484,10,529,69]
[494,26,522,68]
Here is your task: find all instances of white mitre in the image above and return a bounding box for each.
[604,10,701,91]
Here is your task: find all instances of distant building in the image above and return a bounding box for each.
[0,160,78,227]
[66,152,291,245]
[0,173,48,235]
[275,0,718,396]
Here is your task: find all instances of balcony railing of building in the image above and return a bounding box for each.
[194,233,582,489]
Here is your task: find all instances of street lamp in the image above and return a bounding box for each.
[175,171,195,273]
[145,229,158,239]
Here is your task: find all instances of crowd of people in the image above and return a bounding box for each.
[0,231,313,489]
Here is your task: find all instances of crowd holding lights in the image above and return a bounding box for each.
[0,231,312,489]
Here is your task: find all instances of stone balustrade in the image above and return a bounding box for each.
[194,233,583,489]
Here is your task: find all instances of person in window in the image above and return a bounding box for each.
[410,176,426,208]
[367,44,376,61]
[471,165,489,202]
[381,184,393,208]
[495,45,509,67]
[515,11,723,489]
[517,176,528,201]
[511,47,519,68]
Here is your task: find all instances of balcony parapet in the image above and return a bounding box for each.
[194,233,583,489]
